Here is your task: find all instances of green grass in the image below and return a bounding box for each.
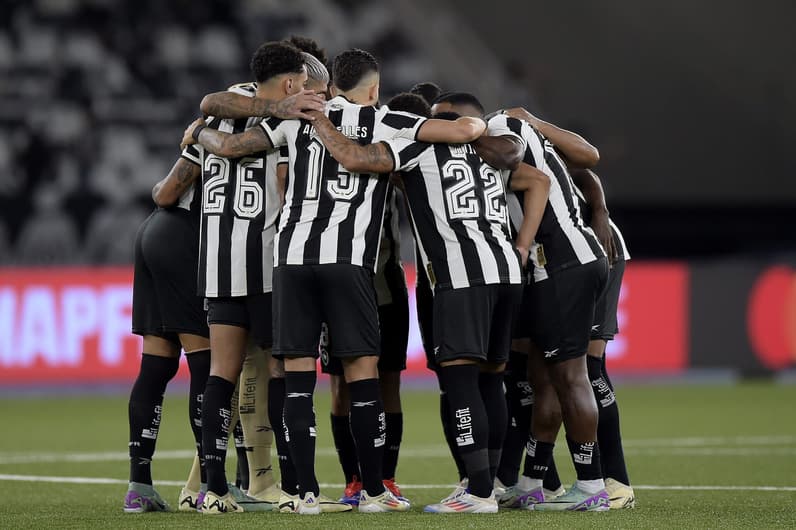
[1,383,795,528]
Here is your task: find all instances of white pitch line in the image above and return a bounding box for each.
[1,474,795,492]
[4,444,796,465]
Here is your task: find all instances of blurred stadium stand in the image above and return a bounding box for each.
[1,0,794,265]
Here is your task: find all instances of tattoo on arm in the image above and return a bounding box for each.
[312,115,394,173]
[198,127,271,158]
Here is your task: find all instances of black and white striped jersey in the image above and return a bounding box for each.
[173,180,202,216]
[574,187,631,261]
[492,114,605,281]
[258,95,426,271]
[374,185,406,306]
[181,83,281,297]
[385,138,523,291]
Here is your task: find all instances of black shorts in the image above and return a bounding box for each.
[273,264,380,359]
[517,257,609,363]
[430,283,523,367]
[415,267,435,370]
[132,208,208,343]
[321,299,410,375]
[206,293,273,348]
[591,258,626,341]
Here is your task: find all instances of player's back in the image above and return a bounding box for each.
[395,140,522,291]
[497,115,605,277]
[263,95,426,270]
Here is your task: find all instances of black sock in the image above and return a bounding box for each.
[440,364,490,498]
[543,457,562,491]
[496,352,533,487]
[602,356,615,391]
[268,378,298,495]
[186,350,210,484]
[330,414,360,484]
[233,421,248,490]
[438,369,467,482]
[567,436,603,481]
[522,436,554,481]
[479,371,507,484]
[283,370,319,497]
[348,378,385,497]
[128,354,179,485]
[201,375,235,496]
[383,412,403,480]
[589,356,630,484]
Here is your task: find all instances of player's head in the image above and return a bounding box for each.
[409,82,442,106]
[283,36,330,93]
[432,111,462,121]
[386,92,432,118]
[432,92,485,118]
[250,41,307,97]
[302,52,330,93]
[331,48,380,105]
[284,35,328,65]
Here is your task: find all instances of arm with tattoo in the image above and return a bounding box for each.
[152,157,201,207]
[200,89,326,120]
[309,111,396,174]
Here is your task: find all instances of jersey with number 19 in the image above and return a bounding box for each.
[182,96,280,298]
[258,95,426,270]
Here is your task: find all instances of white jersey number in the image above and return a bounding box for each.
[203,155,264,219]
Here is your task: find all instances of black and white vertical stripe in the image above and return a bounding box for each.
[182,85,281,297]
[494,115,605,280]
[388,139,522,291]
[260,95,426,271]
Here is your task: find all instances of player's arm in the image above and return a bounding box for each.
[472,135,524,171]
[199,89,326,120]
[276,162,288,206]
[151,157,201,207]
[510,163,551,268]
[570,167,617,262]
[181,117,274,159]
[416,117,487,144]
[309,111,396,174]
[503,107,599,168]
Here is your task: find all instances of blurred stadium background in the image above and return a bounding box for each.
[0,0,794,386]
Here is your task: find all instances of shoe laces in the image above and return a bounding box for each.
[382,478,402,497]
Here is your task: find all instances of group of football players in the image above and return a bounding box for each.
[124,34,634,515]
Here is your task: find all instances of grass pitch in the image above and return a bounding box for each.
[0,382,794,528]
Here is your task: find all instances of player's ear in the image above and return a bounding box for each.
[368,81,379,105]
[285,76,294,94]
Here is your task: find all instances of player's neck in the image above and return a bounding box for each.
[255,83,285,103]
[339,87,375,106]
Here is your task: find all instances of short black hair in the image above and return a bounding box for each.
[432,111,461,121]
[332,48,379,91]
[285,35,327,65]
[409,82,442,106]
[386,92,432,118]
[250,41,305,83]
[433,92,485,116]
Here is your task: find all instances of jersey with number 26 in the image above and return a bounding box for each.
[182,89,280,298]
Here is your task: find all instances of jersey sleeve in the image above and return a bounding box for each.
[181,143,203,166]
[383,138,427,172]
[487,114,525,146]
[374,109,428,141]
[258,117,289,148]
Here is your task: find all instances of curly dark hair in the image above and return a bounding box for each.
[409,82,442,106]
[386,92,431,118]
[332,48,379,91]
[284,35,327,65]
[250,41,305,83]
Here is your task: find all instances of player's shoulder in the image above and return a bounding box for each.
[227,82,257,97]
